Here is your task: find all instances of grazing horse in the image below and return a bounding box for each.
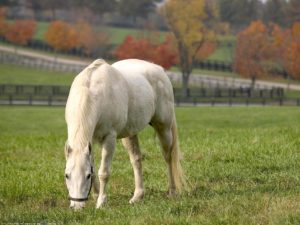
[64,59,185,210]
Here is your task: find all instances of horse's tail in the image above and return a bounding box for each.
[170,114,186,193]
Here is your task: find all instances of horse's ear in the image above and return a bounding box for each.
[64,141,72,159]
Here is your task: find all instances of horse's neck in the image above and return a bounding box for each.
[67,89,98,151]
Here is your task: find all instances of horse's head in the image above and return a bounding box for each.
[64,142,93,210]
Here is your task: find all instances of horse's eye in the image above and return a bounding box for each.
[87,174,91,180]
[65,174,69,179]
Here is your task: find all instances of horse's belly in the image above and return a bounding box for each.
[117,89,155,138]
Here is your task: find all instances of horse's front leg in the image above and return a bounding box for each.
[96,133,116,209]
[122,135,144,204]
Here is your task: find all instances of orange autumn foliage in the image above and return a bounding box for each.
[268,22,300,80]
[234,21,272,82]
[0,7,7,37]
[281,23,300,80]
[45,20,79,52]
[75,20,109,55]
[5,20,36,46]
[114,35,178,69]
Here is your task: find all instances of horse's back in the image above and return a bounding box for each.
[112,59,175,129]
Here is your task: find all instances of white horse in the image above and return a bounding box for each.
[65,59,185,210]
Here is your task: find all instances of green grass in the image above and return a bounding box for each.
[0,64,76,85]
[0,106,299,224]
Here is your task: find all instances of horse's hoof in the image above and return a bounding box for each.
[167,189,177,198]
[96,195,107,209]
[129,189,144,204]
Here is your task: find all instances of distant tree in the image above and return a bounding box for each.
[29,0,69,20]
[0,0,11,6]
[280,23,300,80]
[72,0,117,13]
[160,0,217,97]
[117,0,159,23]
[5,20,36,52]
[75,20,109,56]
[263,0,287,27]
[114,35,178,70]
[218,0,262,30]
[285,0,300,26]
[45,21,79,56]
[234,21,272,87]
[0,7,8,37]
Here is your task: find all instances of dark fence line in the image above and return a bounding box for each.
[0,84,298,107]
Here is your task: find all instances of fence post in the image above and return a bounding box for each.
[48,96,52,106]
[9,95,13,105]
[246,97,249,106]
[228,97,232,106]
[211,98,215,106]
[29,95,32,105]
[193,98,197,106]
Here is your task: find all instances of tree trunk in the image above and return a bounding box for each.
[182,73,190,98]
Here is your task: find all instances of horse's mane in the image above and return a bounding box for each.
[66,59,107,151]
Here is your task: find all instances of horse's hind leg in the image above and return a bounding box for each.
[155,126,177,196]
[122,135,145,204]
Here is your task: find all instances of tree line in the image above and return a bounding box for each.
[218,0,299,30]
[1,0,299,30]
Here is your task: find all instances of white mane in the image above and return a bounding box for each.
[66,59,107,151]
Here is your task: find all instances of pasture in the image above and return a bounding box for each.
[0,106,299,224]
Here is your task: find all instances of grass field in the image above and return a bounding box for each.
[0,106,299,224]
[0,64,76,85]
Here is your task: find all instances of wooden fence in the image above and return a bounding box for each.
[1,84,299,107]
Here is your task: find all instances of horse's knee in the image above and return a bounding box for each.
[130,156,142,169]
[98,172,109,182]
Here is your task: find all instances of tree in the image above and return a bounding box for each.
[118,0,159,23]
[234,21,272,87]
[114,35,178,70]
[234,20,278,88]
[219,0,262,29]
[0,7,8,37]
[286,0,300,26]
[263,0,287,27]
[45,20,79,56]
[5,20,36,52]
[160,0,217,97]
[74,20,109,56]
[280,23,300,80]
[29,0,69,20]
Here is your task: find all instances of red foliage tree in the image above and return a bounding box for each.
[5,20,36,46]
[114,35,178,70]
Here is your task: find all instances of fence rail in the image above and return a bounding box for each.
[0,84,299,107]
